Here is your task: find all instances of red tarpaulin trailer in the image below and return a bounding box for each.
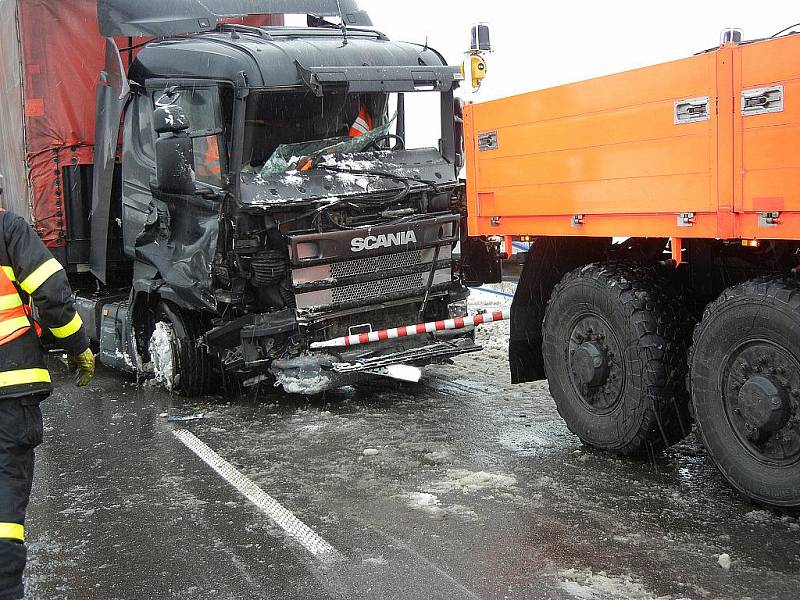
[0,0,109,247]
[0,1,281,250]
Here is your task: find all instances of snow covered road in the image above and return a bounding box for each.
[23,284,800,599]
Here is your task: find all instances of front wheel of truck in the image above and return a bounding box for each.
[149,301,215,397]
[542,263,693,455]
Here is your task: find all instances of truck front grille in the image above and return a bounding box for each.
[331,249,424,279]
[295,268,452,311]
[287,215,459,314]
[292,246,449,287]
[331,272,425,304]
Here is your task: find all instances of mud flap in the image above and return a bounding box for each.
[510,237,609,383]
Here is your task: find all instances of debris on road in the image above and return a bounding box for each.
[166,413,205,423]
[718,553,732,570]
[362,448,380,457]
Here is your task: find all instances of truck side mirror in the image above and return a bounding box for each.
[153,104,190,135]
[153,105,196,195]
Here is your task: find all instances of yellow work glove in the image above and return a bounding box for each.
[67,348,96,387]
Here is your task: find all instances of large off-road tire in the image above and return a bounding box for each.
[149,301,215,397]
[689,278,800,511]
[542,263,693,455]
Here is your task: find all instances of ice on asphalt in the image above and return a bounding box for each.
[404,492,479,521]
[428,469,517,494]
[406,492,439,508]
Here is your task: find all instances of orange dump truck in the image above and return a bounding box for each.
[465,32,800,510]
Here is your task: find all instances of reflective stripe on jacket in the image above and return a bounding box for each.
[0,211,89,398]
[0,265,31,346]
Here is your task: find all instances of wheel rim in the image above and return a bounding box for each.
[566,313,625,414]
[720,339,800,466]
[149,321,179,392]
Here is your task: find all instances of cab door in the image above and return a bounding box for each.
[122,83,230,257]
[121,92,158,258]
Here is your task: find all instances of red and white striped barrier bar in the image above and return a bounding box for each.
[310,309,511,349]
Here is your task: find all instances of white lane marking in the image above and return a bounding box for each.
[173,429,339,561]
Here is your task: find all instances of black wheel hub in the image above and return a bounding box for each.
[723,341,800,464]
[571,342,609,387]
[738,375,790,436]
[567,314,624,413]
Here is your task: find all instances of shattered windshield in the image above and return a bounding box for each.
[242,90,442,180]
[259,117,395,177]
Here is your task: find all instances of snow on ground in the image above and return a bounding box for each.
[435,282,518,382]
[744,509,800,530]
[556,569,665,600]
[403,491,479,521]
[467,282,514,358]
[428,469,517,494]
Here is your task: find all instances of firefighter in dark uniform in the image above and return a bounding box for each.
[0,177,95,600]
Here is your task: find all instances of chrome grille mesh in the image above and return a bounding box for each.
[331,250,424,279]
[331,273,426,305]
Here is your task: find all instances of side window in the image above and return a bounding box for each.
[136,95,156,161]
[155,87,226,188]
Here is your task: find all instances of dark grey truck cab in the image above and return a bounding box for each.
[84,0,486,394]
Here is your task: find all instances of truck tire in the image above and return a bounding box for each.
[542,263,693,455]
[149,301,214,397]
[689,278,800,511]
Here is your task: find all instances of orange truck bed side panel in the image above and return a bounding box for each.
[466,35,800,241]
[736,35,800,239]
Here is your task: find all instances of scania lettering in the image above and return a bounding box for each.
[350,231,418,253]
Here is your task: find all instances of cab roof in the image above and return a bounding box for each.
[129,27,454,91]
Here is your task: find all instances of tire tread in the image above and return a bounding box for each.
[545,262,694,455]
[688,276,800,511]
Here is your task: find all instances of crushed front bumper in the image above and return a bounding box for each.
[270,337,480,394]
[329,338,480,374]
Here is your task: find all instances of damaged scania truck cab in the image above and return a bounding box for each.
[76,1,479,394]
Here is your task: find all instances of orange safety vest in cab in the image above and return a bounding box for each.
[349,104,374,138]
[194,136,222,185]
